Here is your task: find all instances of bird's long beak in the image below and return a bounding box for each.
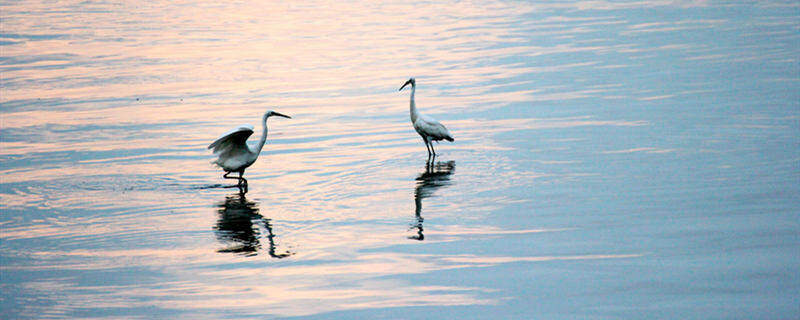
[399,79,412,91]
[272,112,291,119]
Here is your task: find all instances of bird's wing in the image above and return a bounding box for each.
[208,125,254,153]
[415,115,453,140]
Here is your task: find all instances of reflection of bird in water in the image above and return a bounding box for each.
[399,78,454,158]
[208,110,291,193]
[410,160,455,241]
[214,194,292,258]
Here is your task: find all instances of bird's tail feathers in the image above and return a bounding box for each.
[445,135,454,142]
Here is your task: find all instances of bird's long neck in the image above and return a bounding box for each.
[254,114,269,155]
[409,84,419,123]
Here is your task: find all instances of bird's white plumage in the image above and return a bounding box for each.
[208,124,258,172]
[208,125,254,154]
[414,114,452,142]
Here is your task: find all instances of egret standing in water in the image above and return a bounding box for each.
[399,78,454,157]
[208,110,291,192]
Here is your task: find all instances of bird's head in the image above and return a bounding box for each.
[265,110,291,119]
[399,78,415,91]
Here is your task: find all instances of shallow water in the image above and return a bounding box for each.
[1,1,799,319]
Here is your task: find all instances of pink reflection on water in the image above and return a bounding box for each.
[7,241,639,317]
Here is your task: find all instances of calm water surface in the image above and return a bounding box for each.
[2,1,798,319]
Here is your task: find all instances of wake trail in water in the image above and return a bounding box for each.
[191,184,242,190]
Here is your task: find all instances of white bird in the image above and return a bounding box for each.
[399,78,454,157]
[208,110,291,191]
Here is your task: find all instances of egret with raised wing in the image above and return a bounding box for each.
[399,78,454,157]
[208,110,291,192]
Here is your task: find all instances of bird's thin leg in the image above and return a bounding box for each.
[429,139,436,157]
[224,171,246,192]
[223,172,240,181]
[239,171,248,193]
[423,137,431,157]
[426,142,434,164]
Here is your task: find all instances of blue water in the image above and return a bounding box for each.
[1,1,798,319]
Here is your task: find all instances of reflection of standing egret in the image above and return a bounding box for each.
[399,78,454,158]
[410,160,455,241]
[214,194,292,258]
[208,110,291,193]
